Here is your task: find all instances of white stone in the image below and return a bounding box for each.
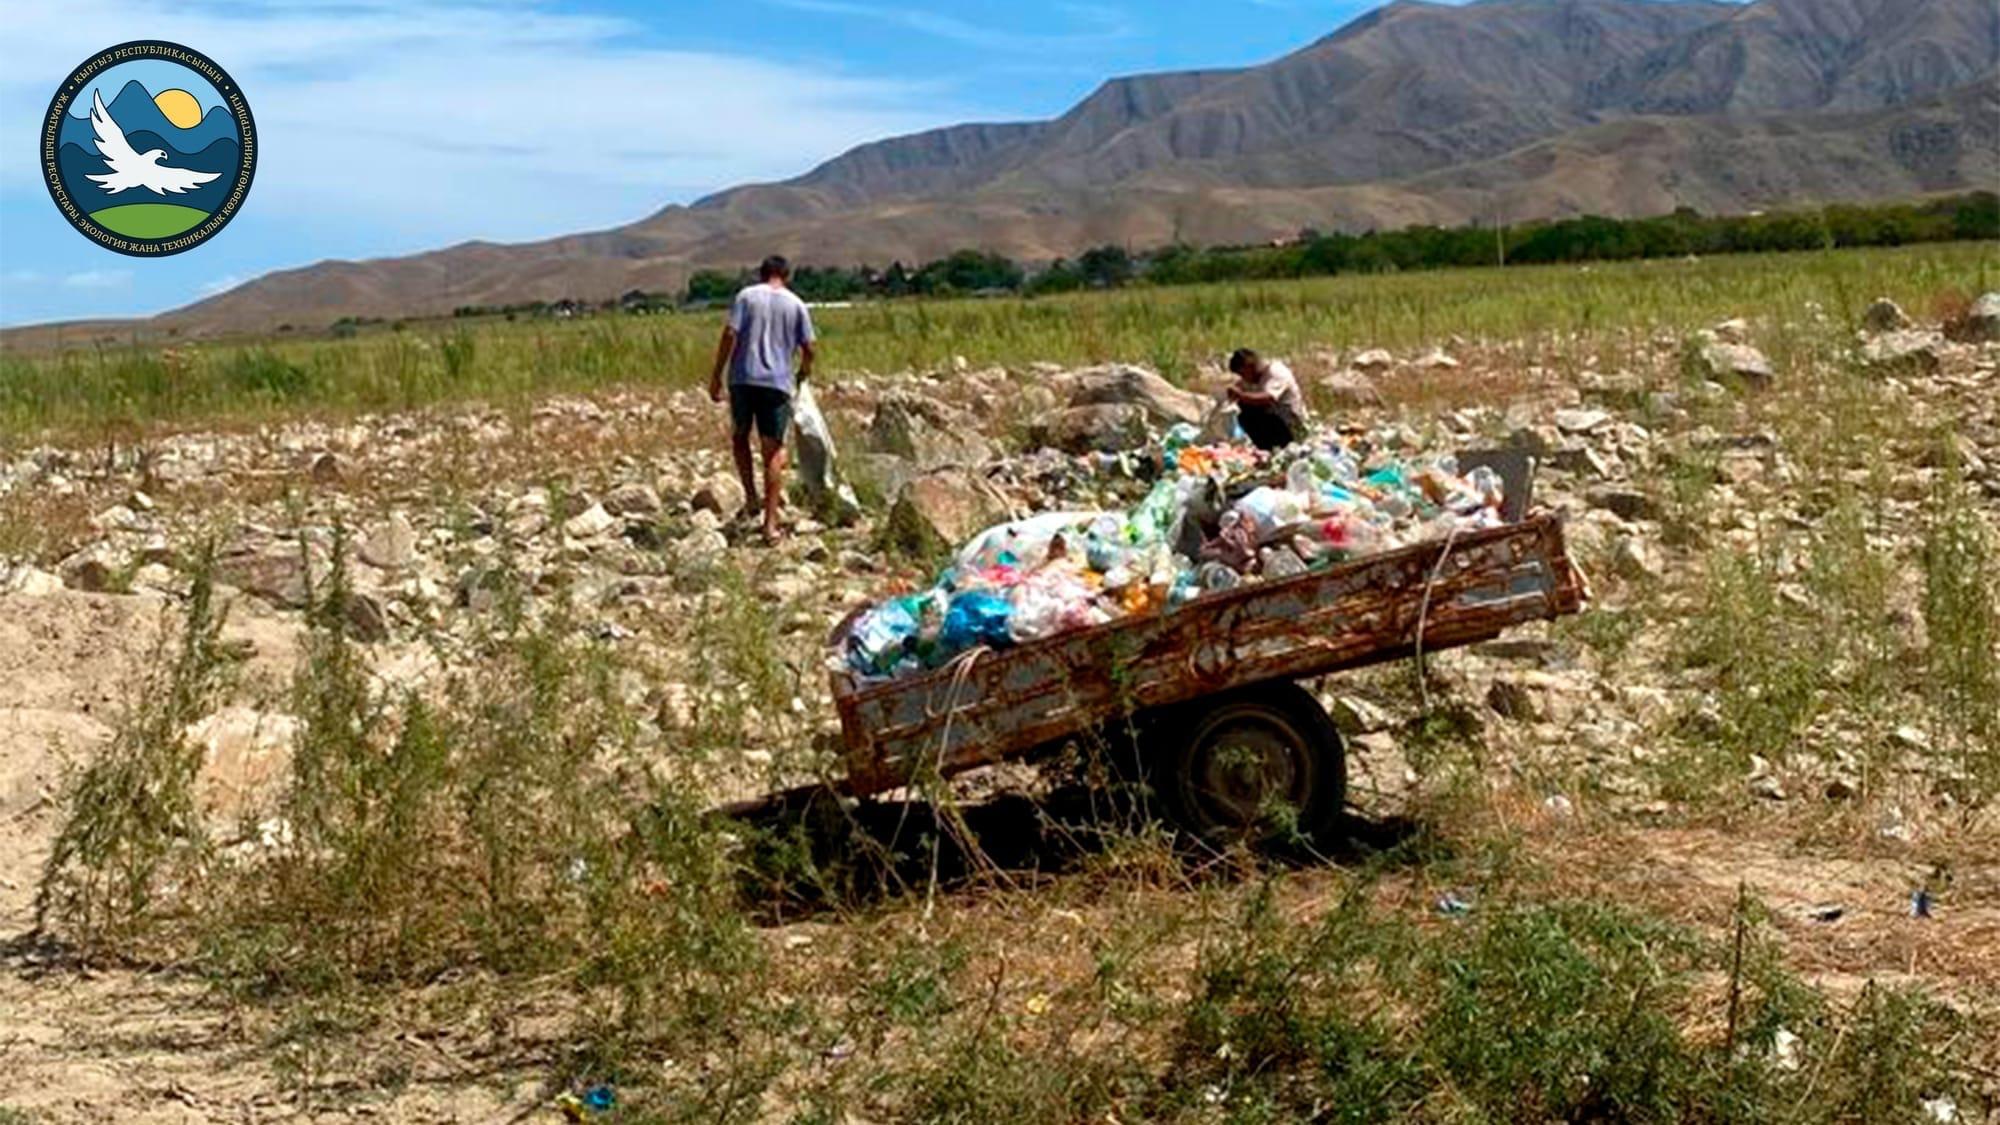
[563,503,619,540]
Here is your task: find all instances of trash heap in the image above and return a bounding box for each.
[840,424,1506,681]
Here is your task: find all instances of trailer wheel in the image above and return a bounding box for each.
[1153,682,1346,847]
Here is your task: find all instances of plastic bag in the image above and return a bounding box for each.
[938,591,1014,656]
[955,511,1104,571]
[790,382,862,525]
[1234,486,1309,543]
[847,595,921,676]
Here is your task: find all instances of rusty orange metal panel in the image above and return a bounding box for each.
[832,513,1585,796]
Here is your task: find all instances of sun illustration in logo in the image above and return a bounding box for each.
[40,40,257,256]
[152,87,203,129]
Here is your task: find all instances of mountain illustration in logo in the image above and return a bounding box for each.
[56,79,243,239]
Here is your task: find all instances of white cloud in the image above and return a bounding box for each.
[198,273,248,296]
[62,268,133,288]
[0,0,967,248]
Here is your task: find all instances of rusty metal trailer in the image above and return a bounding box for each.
[827,497,1587,842]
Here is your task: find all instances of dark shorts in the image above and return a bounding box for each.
[1238,405,1298,451]
[729,383,792,442]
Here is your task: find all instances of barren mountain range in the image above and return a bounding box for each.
[41,0,2000,337]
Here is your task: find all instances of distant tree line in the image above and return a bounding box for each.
[441,192,1995,323]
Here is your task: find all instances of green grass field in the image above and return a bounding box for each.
[87,202,209,239]
[2,240,1993,438]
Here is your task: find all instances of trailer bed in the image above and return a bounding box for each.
[830,511,1585,797]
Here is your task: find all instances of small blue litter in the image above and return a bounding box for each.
[1910,889,1934,919]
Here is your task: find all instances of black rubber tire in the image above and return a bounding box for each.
[1149,681,1346,848]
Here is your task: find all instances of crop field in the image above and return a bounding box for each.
[1,241,1998,1123]
[2,241,1992,438]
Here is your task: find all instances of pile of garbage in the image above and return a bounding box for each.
[839,425,1506,681]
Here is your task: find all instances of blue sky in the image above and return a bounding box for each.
[0,0,1409,328]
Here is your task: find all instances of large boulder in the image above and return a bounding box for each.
[1061,364,1206,428]
[1692,339,1773,386]
[1861,330,1944,376]
[885,468,1013,556]
[1030,403,1152,455]
[1319,370,1384,409]
[1960,292,2000,343]
[868,392,994,468]
[1861,297,1912,333]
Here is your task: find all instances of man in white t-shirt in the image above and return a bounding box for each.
[709,255,817,543]
[1225,348,1307,451]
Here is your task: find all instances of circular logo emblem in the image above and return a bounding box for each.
[40,40,256,257]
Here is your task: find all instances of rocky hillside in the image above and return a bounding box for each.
[38,0,2000,337]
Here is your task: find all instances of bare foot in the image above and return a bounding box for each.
[760,524,788,546]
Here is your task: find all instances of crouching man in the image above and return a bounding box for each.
[1225,348,1307,452]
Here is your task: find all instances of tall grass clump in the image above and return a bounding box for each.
[1920,435,2000,804]
[1677,546,1822,777]
[1149,873,1975,1124]
[34,540,778,1103]
[35,549,233,952]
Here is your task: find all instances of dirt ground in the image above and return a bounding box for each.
[3,583,1995,1121]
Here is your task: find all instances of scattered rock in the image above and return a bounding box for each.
[92,504,148,533]
[1861,297,1911,333]
[344,590,391,643]
[1350,348,1395,373]
[457,564,510,613]
[691,474,747,517]
[886,468,1013,555]
[1584,486,1659,522]
[1711,318,1751,345]
[1958,291,2000,342]
[1554,408,1612,435]
[1417,347,1459,370]
[1326,694,1394,736]
[358,514,418,570]
[603,482,663,517]
[1612,536,1663,580]
[1486,677,1548,722]
[563,503,619,540]
[1694,339,1773,386]
[1318,370,1383,408]
[57,545,123,593]
[216,545,314,608]
[3,565,63,597]
[1860,330,1944,376]
[308,451,344,484]
[1748,755,1786,801]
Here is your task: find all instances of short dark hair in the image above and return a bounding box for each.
[1228,348,1260,376]
[758,255,791,282]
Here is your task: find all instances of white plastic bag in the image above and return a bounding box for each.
[790,382,861,524]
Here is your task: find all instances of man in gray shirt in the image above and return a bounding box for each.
[708,255,817,543]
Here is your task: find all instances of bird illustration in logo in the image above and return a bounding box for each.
[84,88,221,195]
